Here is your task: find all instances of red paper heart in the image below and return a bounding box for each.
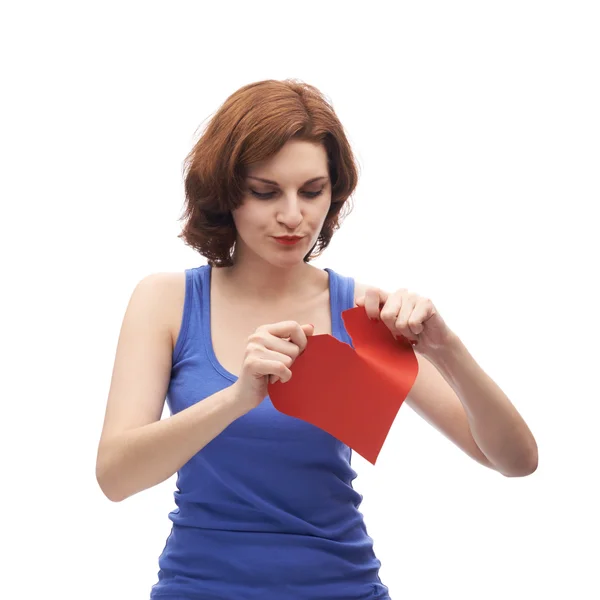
[268,307,419,464]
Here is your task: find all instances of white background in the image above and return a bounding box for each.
[2,1,599,598]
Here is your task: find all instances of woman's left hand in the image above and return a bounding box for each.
[356,287,454,355]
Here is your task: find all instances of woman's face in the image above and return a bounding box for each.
[231,139,332,267]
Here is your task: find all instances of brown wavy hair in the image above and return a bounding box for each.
[177,78,360,267]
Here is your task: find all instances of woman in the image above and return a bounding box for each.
[96,79,538,599]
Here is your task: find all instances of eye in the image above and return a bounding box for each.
[250,190,275,199]
[303,189,325,198]
[250,189,325,200]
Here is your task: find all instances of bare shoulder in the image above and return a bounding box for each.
[135,272,186,351]
[97,271,185,454]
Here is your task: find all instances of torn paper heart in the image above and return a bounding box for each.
[268,307,419,464]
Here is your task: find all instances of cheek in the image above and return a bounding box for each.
[232,202,266,233]
[315,197,332,222]
[231,209,250,237]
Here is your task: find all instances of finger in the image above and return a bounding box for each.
[395,296,418,339]
[286,322,313,353]
[406,300,431,335]
[254,322,306,355]
[258,335,302,360]
[272,361,293,384]
[300,323,315,338]
[268,323,315,384]
[253,344,301,375]
[364,288,388,320]
[269,369,293,385]
[264,320,308,341]
[355,284,381,308]
[379,294,403,332]
[246,337,296,372]
[247,358,292,384]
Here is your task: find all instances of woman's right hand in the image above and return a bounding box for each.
[231,321,315,412]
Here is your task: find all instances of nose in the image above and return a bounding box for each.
[276,194,303,229]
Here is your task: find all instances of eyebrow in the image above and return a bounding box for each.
[246,176,329,186]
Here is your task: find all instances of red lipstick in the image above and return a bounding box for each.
[274,236,303,246]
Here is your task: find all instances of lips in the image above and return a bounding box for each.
[274,236,303,245]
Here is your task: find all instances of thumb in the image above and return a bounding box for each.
[301,323,316,336]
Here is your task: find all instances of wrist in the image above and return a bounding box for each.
[226,381,254,416]
[422,330,463,366]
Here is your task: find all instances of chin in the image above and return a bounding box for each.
[238,237,313,268]
[265,250,307,269]
[271,255,306,268]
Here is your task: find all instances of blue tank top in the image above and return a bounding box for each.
[150,264,391,600]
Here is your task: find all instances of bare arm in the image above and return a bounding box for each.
[97,387,248,502]
[95,273,248,502]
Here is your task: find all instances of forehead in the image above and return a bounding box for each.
[245,139,329,183]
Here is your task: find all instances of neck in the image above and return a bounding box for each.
[215,251,321,303]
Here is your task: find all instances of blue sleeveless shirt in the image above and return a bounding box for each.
[150,264,391,600]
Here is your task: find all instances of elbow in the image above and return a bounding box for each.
[500,446,539,478]
[518,440,539,476]
[96,467,125,502]
[101,486,127,503]
[525,448,539,475]
[96,455,129,502]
